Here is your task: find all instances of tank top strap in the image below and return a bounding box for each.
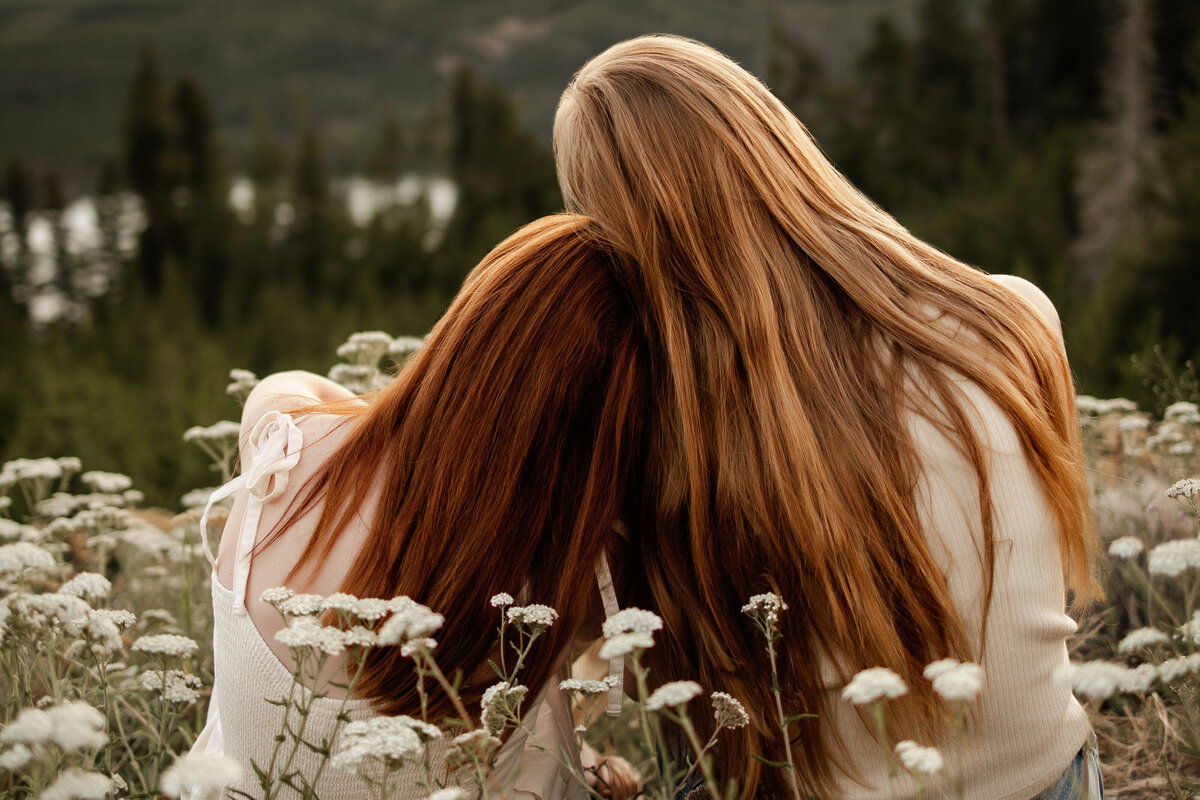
[198,411,304,616]
[594,549,624,717]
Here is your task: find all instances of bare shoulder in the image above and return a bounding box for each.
[241,371,360,435]
[987,274,1063,342]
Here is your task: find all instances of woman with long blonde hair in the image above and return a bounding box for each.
[193,214,645,799]
[554,35,1100,799]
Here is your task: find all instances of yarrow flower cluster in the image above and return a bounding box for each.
[275,616,346,656]
[160,751,243,798]
[336,331,395,365]
[0,701,106,752]
[1108,536,1145,560]
[1166,477,1200,499]
[377,598,444,645]
[505,604,558,631]
[40,768,113,800]
[842,667,909,705]
[741,593,788,629]
[1147,538,1200,578]
[559,677,620,695]
[330,715,441,775]
[489,592,514,608]
[0,542,56,574]
[481,682,529,735]
[894,741,945,776]
[80,471,133,494]
[58,572,112,601]
[182,420,240,443]
[131,634,200,658]
[923,659,983,702]
[645,681,703,713]
[711,692,750,729]
[1117,627,1170,654]
[140,670,203,705]
[598,607,662,659]
[277,593,325,617]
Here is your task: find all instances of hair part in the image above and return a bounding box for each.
[555,34,1097,798]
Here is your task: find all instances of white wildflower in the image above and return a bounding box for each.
[1167,478,1200,499]
[59,572,112,601]
[0,743,31,770]
[226,369,259,400]
[259,586,295,607]
[741,593,788,627]
[0,519,39,542]
[399,638,438,658]
[40,768,112,800]
[328,364,375,392]
[1118,416,1150,432]
[56,457,81,477]
[645,680,702,712]
[377,600,443,644]
[1169,442,1194,456]
[1075,395,1101,416]
[182,421,239,443]
[1120,663,1159,694]
[2,457,63,483]
[923,659,983,702]
[1108,536,1145,560]
[123,489,144,506]
[894,741,945,776]
[180,488,216,510]
[348,597,389,621]
[842,667,908,705]
[1147,538,1200,578]
[0,542,56,573]
[321,593,359,614]
[1118,627,1170,654]
[1157,653,1200,684]
[1054,661,1128,700]
[453,728,501,750]
[80,471,132,494]
[601,608,663,638]
[336,331,394,365]
[712,692,750,729]
[90,608,136,630]
[132,634,199,658]
[388,336,425,355]
[1165,401,1200,421]
[0,707,54,745]
[490,592,514,608]
[274,616,323,650]
[160,751,243,798]
[559,678,616,695]
[506,603,558,630]
[481,682,528,735]
[46,702,106,751]
[140,670,202,704]
[278,593,325,617]
[598,630,655,659]
[331,716,425,773]
[342,626,378,648]
[83,613,123,651]
[1183,610,1200,646]
[426,789,469,800]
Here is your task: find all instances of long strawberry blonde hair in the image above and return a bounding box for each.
[554,35,1097,797]
[272,214,652,722]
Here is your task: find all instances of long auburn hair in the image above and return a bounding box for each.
[554,35,1097,797]
[271,214,651,722]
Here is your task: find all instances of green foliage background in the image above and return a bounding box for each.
[2,0,1200,508]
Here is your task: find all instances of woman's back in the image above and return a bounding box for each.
[822,359,1090,798]
[201,406,585,799]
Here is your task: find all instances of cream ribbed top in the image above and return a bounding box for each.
[824,373,1090,800]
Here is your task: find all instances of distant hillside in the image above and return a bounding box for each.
[0,0,930,185]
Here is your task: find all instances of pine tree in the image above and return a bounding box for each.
[122,42,176,294]
[171,74,233,326]
[366,110,405,183]
[2,156,36,311]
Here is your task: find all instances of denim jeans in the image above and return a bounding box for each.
[1032,733,1104,800]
